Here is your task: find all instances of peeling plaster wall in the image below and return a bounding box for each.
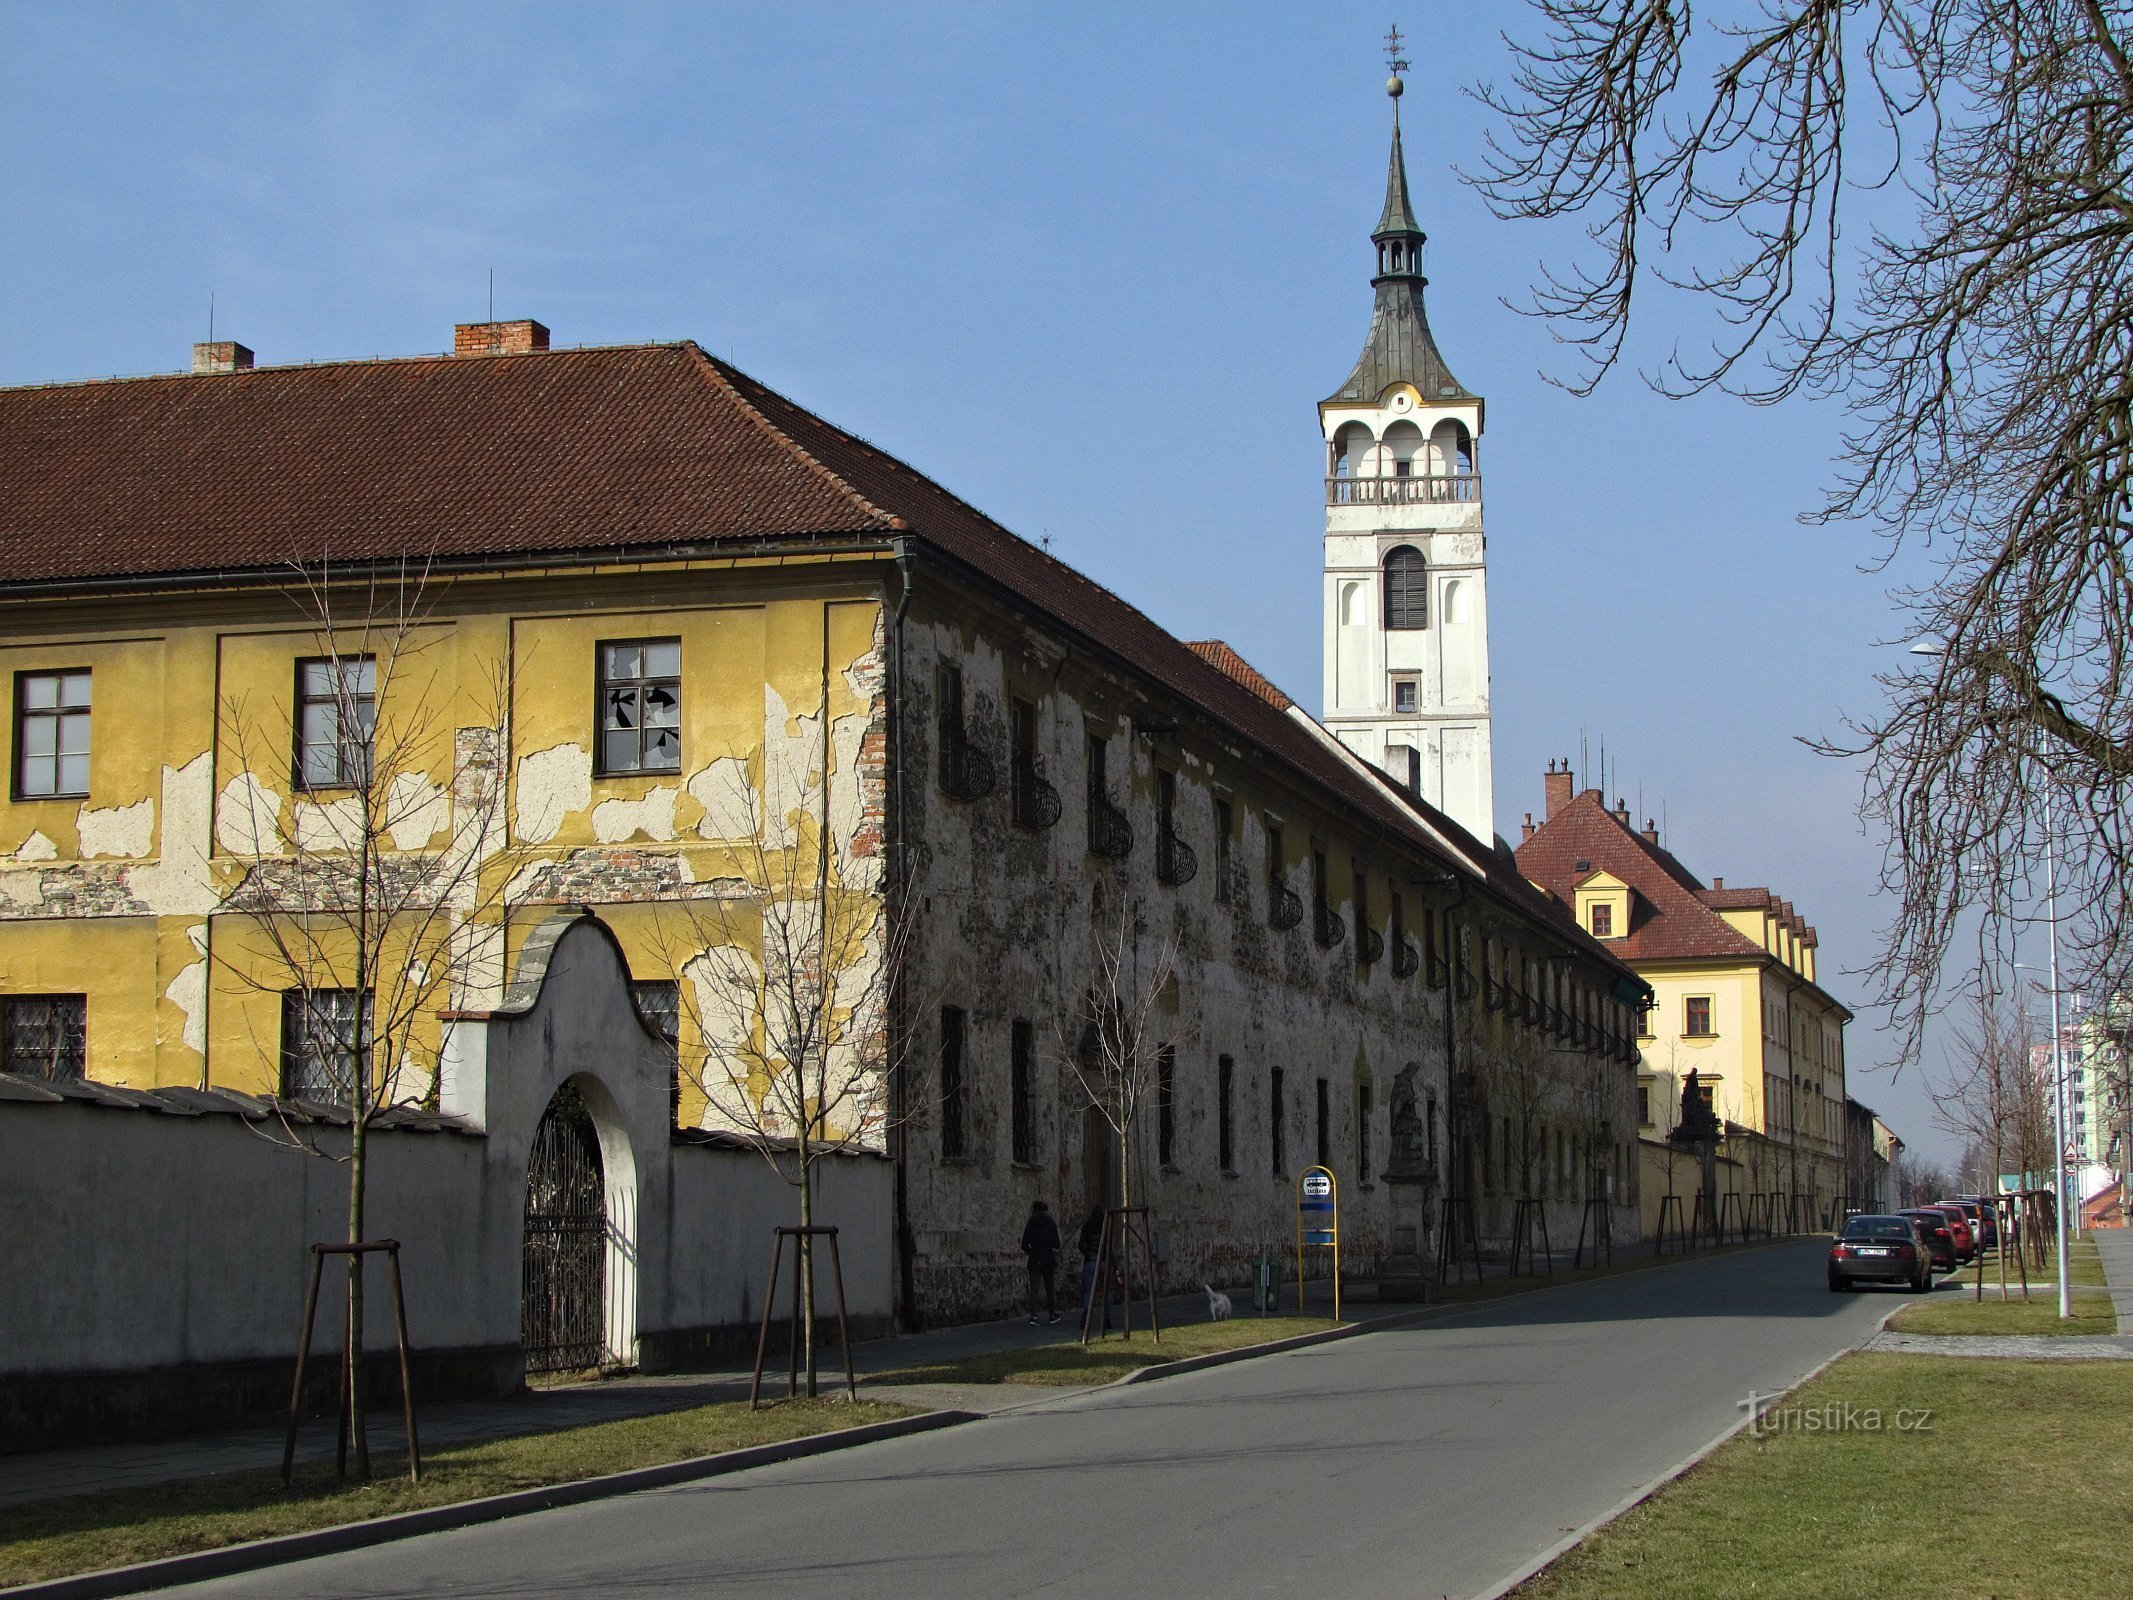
[895,582,1642,1326]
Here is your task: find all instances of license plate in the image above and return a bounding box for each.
[1858,1247,1890,1256]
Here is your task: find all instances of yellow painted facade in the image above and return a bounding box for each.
[0,564,885,1123]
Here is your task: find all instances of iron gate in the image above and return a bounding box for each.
[522,1083,606,1373]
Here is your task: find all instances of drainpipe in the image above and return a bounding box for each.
[887,539,920,1330]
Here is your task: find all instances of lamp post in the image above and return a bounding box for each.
[1911,639,2072,1318]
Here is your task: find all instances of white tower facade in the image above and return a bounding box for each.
[1320,82,1494,843]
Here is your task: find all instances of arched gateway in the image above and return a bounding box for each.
[522,1082,607,1373]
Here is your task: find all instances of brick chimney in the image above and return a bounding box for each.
[1520,812,1536,842]
[1712,876,1725,890]
[1614,798,1632,826]
[192,341,254,375]
[1641,818,1661,847]
[454,319,550,357]
[1543,759,1574,819]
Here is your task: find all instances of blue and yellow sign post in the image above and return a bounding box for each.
[1295,1165,1341,1322]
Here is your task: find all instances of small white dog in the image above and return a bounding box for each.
[1204,1282,1233,1322]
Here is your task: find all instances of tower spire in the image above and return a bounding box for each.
[1325,37,1475,406]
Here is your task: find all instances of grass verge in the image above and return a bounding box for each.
[1887,1287,2118,1337]
[1515,1354,2133,1600]
[874,1315,1342,1387]
[0,1397,914,1590]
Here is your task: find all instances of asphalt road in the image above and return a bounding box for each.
[182,1239,1895,1600]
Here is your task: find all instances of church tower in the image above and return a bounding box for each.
[1320,61,1494,844]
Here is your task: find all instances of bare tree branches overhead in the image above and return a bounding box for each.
[1474,3,2133,1060]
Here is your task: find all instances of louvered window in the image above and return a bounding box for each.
[1383,547,1428,630]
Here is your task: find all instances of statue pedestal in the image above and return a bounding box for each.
[1375,1172,1435,1302]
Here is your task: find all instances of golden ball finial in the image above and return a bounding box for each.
[1387,74,1405,99]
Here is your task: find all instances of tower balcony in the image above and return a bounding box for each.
[1326,473,1481,506]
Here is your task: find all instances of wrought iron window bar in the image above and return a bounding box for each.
[1391,937,1419,979]
[1087,786,1135,860]
[1355,920,1386,966]
[1011,755,1062,829]
[1156,828,1198,887]
[937,726,997,803]
[1268,875,1304,932]
[1324,473,1482,506]
[1313,899,1347,949]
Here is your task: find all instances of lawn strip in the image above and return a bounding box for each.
[0,1397,915,1590]
[1514,1354,2133,1600]
[1888,1288,2117,1337]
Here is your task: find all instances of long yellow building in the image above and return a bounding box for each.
[1516,764,1853,1229]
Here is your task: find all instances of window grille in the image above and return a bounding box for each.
[1218,1054,1235,1172]
[1009,699,1060,828]
[1085,735,1133,860]
[1011,1019,1036,1165]
[15,671,91,799]
[939,1006,967,1159]
[295,657,376,791]
[2,995,85,1080]
[1155,771,1196,886]
[279,988,370,1106]
[1157,1045,1176,1167]
[597,639,681,775]
[936,664,996,802]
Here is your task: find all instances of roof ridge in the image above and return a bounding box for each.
[0,340,708,397]
[683,346,904,532]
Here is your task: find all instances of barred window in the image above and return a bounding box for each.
[1011,1018,1035,1165]
[597,639,681,775]
[1218,1054,1235,1172]
[15,671,91,799]
[3,995,85,1081]
[279,988,369,1106]
[1157,1045,1177,1167]
[1270,1065,1286,1176]
[940,1006,967,1160]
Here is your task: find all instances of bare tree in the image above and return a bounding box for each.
[650,758,908,1397]
[1934,985,2032,1297]
[216,561,518,1476]
[1473,3,2133,1060]
[1061,888,1194,1221]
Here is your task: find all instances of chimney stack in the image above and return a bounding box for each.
[1521,812,1536,843]
[192,341,254,375]
[1614,797,1631,826]
[1641,818,1660,847]
[1712,876,1725,890]
[1543,758,1574,819]
[454,319,550,357]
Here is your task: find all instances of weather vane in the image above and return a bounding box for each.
[1384,24,1409,77]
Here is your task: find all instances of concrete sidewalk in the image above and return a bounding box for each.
[0,1284,1347,1511]
[2097,1227,2133,1333]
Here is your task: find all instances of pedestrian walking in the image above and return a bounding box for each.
[1078,1204,1113,1331]
[1021,1199,1062,1324]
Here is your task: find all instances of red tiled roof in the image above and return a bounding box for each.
[0,339,1628,975]
[1516,790,1773,964]
[1186,640,1293,711]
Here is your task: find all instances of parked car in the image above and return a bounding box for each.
[1829,1215,1933,1293]
[1925,1202,1977,1263]
[1956,1198,2000,1251]
[1899,1209,1959,1273]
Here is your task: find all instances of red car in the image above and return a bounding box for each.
[1924,1203,1976,1263]
[1899,1209,1959,1273]
[1829,1215,1933,1293]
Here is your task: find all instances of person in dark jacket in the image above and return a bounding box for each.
[1077,1204,1112,1331]
[1021,1200,1062,1324]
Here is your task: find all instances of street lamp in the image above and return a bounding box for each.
[1913,637,2075,1319]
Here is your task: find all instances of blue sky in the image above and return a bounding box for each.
[0,2,1957,1158]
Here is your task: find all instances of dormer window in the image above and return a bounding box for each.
[1590,903,1613,937]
